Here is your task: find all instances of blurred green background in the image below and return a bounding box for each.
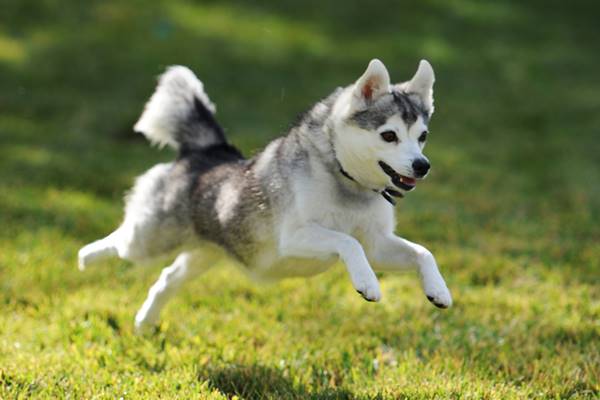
[1,0,598,398]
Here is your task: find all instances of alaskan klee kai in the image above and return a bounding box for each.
[78,59,452,332]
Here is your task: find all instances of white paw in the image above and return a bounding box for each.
[424,280,452,309]
[351,271,382,302]
[77,248,88,271]
[134,310,159,335]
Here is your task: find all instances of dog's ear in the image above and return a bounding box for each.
[406,59,435,112]
[352,59,391,107]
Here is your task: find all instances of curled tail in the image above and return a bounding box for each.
[134,66,226,151]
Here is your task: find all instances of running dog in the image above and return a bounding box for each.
[78,59,452,332]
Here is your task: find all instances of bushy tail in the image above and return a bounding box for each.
[134,66,226,151]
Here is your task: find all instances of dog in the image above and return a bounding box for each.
[78,59,452,332]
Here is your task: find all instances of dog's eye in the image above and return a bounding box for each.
[380,130,398,143]
[418,131,428,143]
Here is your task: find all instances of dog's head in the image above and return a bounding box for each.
[332,59,435,195]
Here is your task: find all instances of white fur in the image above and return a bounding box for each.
[78,59,452,333]
[134,66,216,149]
[332,61,432,191]
[406,60,435,112]
[352,58,391,106]
[134,246,223,332]
[215,181,241,224]
[79,163,194,269]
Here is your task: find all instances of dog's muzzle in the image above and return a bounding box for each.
[378,161,417,191]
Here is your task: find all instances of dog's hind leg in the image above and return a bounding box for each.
[134,247,220,333]
[78,230,121,271]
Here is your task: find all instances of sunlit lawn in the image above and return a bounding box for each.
[0,0,598,398]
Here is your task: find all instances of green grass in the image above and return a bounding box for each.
[1,0,599,398]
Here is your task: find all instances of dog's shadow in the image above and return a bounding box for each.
[199,363,373,400]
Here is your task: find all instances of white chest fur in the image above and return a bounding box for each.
[244,175,394,281]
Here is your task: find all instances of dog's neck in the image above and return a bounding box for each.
[335,157,400,206]
[288,88,401,206]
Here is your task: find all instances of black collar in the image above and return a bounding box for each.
[338,166,402,206]
[339,166,355,182]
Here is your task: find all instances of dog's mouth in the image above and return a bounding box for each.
[378,161,417,191]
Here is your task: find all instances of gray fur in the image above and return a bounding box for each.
[134,84,381,266]
[350,89,430,130]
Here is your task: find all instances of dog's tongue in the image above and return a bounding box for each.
[400,176,416,185]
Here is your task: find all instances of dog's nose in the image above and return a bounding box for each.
[412,158,430,178]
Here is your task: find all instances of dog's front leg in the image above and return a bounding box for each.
[280,223,381,301]
[367,234,452,308]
